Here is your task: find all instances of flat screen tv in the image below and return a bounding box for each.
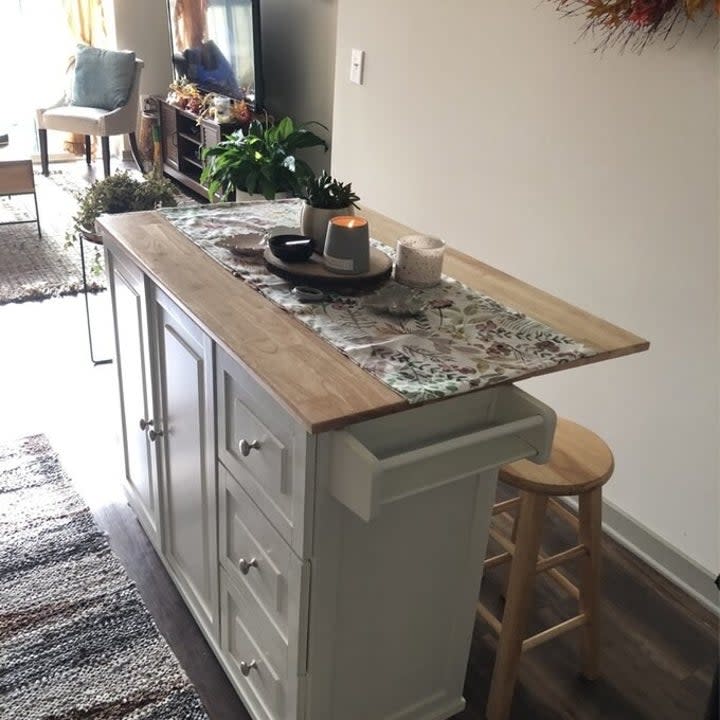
[167,0,264,110]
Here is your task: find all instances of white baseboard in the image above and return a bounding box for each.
[601,498,719,615]
[563,497,719,615]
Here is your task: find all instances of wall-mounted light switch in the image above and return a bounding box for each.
[350,49,365,85]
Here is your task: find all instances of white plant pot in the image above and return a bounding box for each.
[235,188,291,202]
[300,204,355,254]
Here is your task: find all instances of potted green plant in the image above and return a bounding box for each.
[200,116,328,202]
[70,171,178,271]
[300,171,361,253]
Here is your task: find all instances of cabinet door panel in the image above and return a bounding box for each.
[155,289,218,638]
[110,255,158,542]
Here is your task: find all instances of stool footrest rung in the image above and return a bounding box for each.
[492,497,521,516]
[536,544,586,573]
[521,613,588,653]
[476,601,502,636]
[489,526,516,556]
[485,552,512,570]
[546,567,580,599]
[549,498,579,528]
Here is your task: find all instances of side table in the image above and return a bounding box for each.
[0,158,41,237]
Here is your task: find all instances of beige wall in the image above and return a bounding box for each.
[261,0,337,171]
[333,2,719,573]
[109,0,172,98]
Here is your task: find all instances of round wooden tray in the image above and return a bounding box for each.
[263,247,393,288]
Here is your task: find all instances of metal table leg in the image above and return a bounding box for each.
[79,232,112,366]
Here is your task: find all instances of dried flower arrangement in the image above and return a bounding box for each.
[550,0,718,51]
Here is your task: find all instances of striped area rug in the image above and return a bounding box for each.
[0,434,210,719]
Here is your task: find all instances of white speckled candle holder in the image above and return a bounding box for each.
[394,235,446,288]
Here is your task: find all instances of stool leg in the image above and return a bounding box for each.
[85,135,92,165]
[487,491,547,720]
[578,487,602,680]
[501,512,520,601]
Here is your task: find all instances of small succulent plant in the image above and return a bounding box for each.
[303,171,360,210]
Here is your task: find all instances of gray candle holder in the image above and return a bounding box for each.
[323,216,370,275]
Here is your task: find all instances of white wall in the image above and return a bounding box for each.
[332,1,719,574]
[261,0,337,171]
[109,0,172,97]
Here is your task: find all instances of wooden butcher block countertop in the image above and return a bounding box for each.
[97,207,649,433]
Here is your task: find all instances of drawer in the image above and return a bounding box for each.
[220,568,308,720]
[329,386,556,522]
[219,464,305,640]
[217,348,312,555]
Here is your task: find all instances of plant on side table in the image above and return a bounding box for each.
[200,116,328,202]
[70,171,178,272]
[300,171,361,253]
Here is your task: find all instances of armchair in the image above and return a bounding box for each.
[36,56,144,178]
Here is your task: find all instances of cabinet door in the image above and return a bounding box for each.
[160,101,179,169]
[107,251,160,545]
[154,288,219,638]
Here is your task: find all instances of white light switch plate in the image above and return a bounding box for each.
[350,48,364,85]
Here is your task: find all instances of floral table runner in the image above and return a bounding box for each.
[159,201,598,403]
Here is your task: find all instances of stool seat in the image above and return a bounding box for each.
[499,418,614,496]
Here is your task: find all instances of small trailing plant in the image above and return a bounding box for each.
[72,171,177,234]
[302,171,360,210]
[201,116,328,201]
[69,171,178,273]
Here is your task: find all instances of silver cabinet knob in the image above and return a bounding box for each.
[238,557,258,575]
[240,660,257,677]
[139,418,153,431]
[148,428,164,442]
[239,439,260,457]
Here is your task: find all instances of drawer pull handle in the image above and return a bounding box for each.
[139,418,153,431]
[148,428,164,442]
[239,557,258,575]
[240,659,257,676]
[239,439,261,457]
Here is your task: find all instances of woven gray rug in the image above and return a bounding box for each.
[0,434,210,719]
[0,166,199,306]
[0,170,106,305]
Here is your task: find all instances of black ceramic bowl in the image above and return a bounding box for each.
[269,234,314,263]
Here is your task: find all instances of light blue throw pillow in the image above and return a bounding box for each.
[72,45,136,111]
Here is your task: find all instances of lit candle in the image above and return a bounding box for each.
[323,216,370,275]
[332,216,367,229]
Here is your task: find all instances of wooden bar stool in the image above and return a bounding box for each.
[477,418,614,720]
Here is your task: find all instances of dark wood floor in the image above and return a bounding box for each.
[459,493,719,720]
[85,481,718,720]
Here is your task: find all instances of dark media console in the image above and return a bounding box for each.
[158,99,243,198]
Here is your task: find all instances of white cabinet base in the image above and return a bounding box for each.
[106,245,557,720]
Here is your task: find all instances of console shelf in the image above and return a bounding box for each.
[159,98,243,198]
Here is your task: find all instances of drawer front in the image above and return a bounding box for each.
[221,569,306,720]
[217,348,312,555]
[219,464,301,639]
[329,386,556,522]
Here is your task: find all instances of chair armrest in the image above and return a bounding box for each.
[36,97,70,129]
